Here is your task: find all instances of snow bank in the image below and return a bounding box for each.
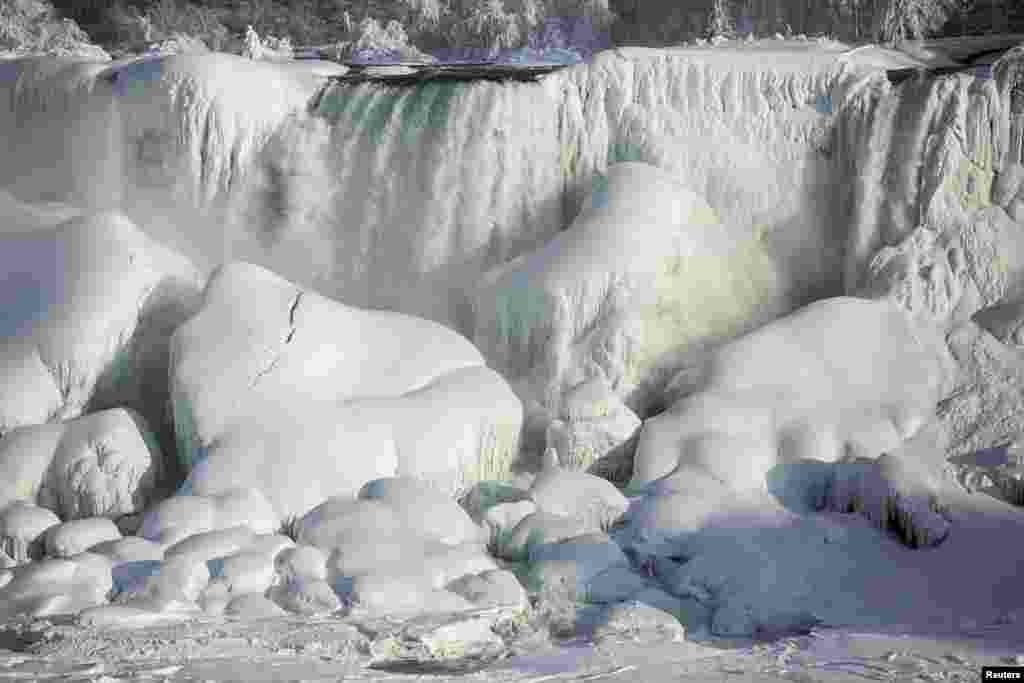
[171,262,522,520]
[0,210,202,470]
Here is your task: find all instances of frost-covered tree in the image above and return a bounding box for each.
[706,0,736,38]
[873,0,958,42]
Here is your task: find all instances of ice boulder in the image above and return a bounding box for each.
[43,517,120,558]
[357,477,486,546]
[472,161,783,418]
[0,211,203,462]
[138,488,278,547]
[0,553,113,619]
[529,461,629,531]
[0,408,163,520]
[0,502,60,563]
[632,297,956,491]
[171,262,522,521]
[544,375,641,471]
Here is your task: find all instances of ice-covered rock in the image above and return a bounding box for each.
[367,609,506,670]
[171,262,523,521]
[89,536,164,564]
[242,533,294,560]
[208,550,277,595]
[0,408,163,520]
[446,569,527,610]
[958,206,1024,309]
[43,517,120,558]
[0,211,203,463]
[529,463,628,531]
[274,544,327,582]
[500,511,593,561]
[588,601,686,643]
[544,375,642,470]
[0,502,59,563]
[473,161,783,418]
[458,481,532,527]
[341,573,472,616]
[858,225,969,327]
[268,576,341,616]
[138,488,278,546]
[136,555,210,604]
[164,526,256,565]
[0,553,113,618]
[295,497,403,552]
[357,477,486,546]
[632,297,955,491]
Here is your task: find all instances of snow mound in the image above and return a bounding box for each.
[528,462,628,531]
[474,161,783,419]
[0,552,112,619]
[138,488,278,547]
[43,517,120,558]
[171,262,522,521]
[632,297,956,491]
[0,210,202,470]
[0,408,163,520]
[0,501,59,563]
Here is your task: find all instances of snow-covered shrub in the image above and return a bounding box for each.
[339,16,435,63]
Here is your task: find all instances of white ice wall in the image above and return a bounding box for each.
[1,43,865,341]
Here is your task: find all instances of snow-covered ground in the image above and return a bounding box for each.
[1,35,1024,683]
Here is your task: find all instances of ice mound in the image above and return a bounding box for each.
[43,517,120,558]
[0,211,203,467]
[171,262,522,521]
[138,488,279,547]
[475,161,783,421]
[544,375,641,472]
[632,297,955,491]
[0,501,59,563]
[0,408,163,520]
[0,552,112,619]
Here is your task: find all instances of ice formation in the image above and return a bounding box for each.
[0,38,1023,648]
[171,262,523,521]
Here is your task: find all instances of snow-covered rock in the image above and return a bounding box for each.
[171,262,523,521]
[138,488,278,547]
[43,517,120,558]
[445,569,527,610]
[473,161,783,418]
[458,481,532,527]
[529,463,628,531]
[588,601,685,643]
[631,297,955,491]
[357,476,485,546]
[0,408,163,519]
[343,573,472,616]
[0,553,113,618]
[544,375,641,470]
[209,550,277,595]
[0,502,59,563]
[1009,198,1024,223]
[163,526,256,565]
[89,536,164,564]
[500,511,593,561]
[274,544,327,582]
[268,576,341,616]
[0,211,203,460]
[295,497,403,552]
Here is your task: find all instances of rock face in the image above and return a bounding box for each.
[0,408,163,520]
[472,161,783,420]
[0,211,203,466]
[171,262,523,521]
